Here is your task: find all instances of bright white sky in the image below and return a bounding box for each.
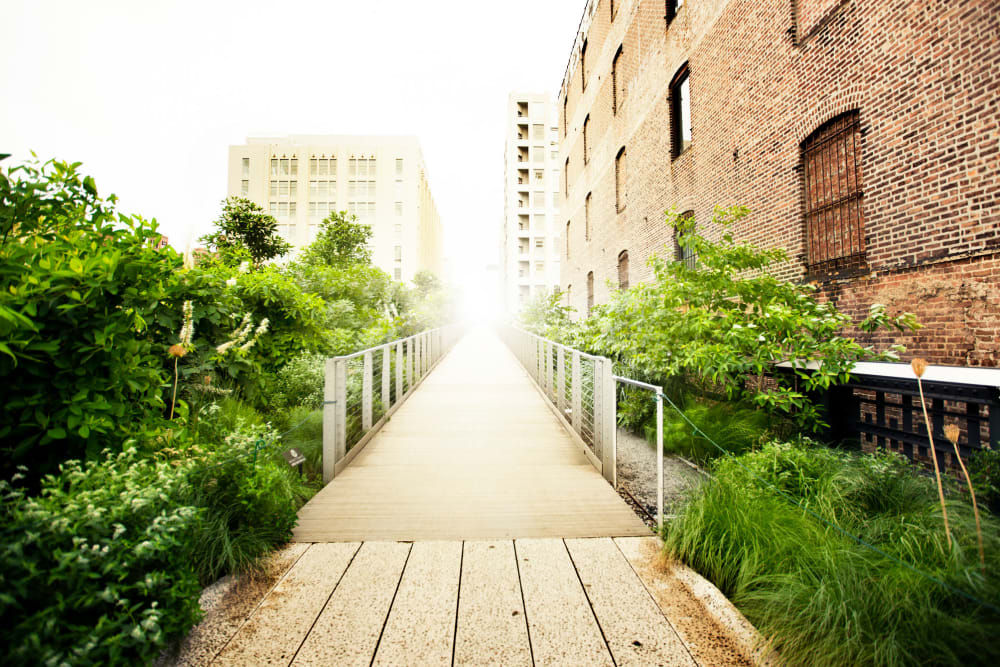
[2,0,583,314]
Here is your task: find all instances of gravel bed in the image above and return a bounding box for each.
[615,427,705,528]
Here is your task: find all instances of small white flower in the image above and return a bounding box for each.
[226,277,237,287]
[238,261,249,273]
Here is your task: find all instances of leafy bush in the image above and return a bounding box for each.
[659,399,773,463]
[664,439,1000,666]
[270,352,325,409]
[0,160,181,480]
[0,449,202,666]
[969,448,1000,515]
[564,206,919,430]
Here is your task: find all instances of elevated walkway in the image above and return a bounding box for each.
[292,326,649,541]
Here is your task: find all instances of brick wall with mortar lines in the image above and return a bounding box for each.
[559,0,1000,365]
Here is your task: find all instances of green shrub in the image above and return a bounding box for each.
[0,160,181,481]
[969,448,1000,515]
[659,400,773,464]
[0,449,202,666]
[664,440,1000,666]
[181,419,313,585]
[271,352,325,409]
[273,406,324,481]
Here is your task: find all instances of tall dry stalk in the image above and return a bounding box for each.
[944,424,985,571]
[168,300,195,420]
[912,358,952,548]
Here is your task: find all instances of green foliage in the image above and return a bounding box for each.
[198,197,291,267]
[270,352,325,410]
[568,206,920,430]
[969,448,1000,515]
[299,210,372,267]
[517,288,574,340]
[660,400,774,463]
[0,449,202,666]
[664,440,1000,666]
[0,159,180,480]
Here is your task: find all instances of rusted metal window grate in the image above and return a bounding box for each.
[586,271,594,315]
[802,112,866,273]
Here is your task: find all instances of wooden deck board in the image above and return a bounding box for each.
[292,327,649,542]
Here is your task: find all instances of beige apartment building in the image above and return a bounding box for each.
[227,135,443,282]
[501,93,563,313]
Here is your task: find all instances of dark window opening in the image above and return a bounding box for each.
[670,64,691,159]
[615,148,627,212]
[802,111,866,273]
[581,39,588,90]
[586,271,594,315]
[666,0,684,25]
[585,192,592,240]
[612,46,623,115]
[583,115,590,164]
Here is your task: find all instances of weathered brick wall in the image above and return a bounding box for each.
[559,0,1000,366]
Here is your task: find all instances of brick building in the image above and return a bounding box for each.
[559,0,1000,366]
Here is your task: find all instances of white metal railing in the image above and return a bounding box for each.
[497,324,617,486]
[497,324,668,531]
[322,324,463,482]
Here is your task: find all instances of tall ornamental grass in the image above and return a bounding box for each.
[664,440,1000,666]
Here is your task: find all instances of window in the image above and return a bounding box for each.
[280,159,289,176]
[270,158,278,177]
[241,158,249,178]
[585,192,592,240]
[311,158,336,177]
[533,147,544,163]
[675,210,697,269]
[535,238,545,249]
[564,157,570,197]
[290,159,298,177]
[586,271,594,315]
[612,46,623,114]
[535,261,545,273]
[394,246,402,261]
[533,124,544,140]
[395,158,403,176]
[240,180,248,195]
[566,221,571,258]
[534,191,544,208]
[534,169,544,183]
[563,97,568,137]
[618,250,630,290]
[615,148,626,212]
[670,64,692,158]
[581,39,588,90]
[394,223,402,234]
[666,0,684,25]
[802,111,866,271]
[611,0,617,20]
[583,115,590,164]
[395,201,403,216]
[394,268,402,280]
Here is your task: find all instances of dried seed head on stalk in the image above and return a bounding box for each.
[944,424,960,445]
[911,358,928,378]
[168,343,188,358]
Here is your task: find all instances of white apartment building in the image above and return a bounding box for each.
[227,135,443,282]
[501,93,562,313]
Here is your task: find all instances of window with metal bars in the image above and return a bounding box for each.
[674,210,697,269]
[612,46,623,115]
[618,250,629,290]
[802,111,866,273]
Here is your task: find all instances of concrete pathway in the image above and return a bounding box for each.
[293,327,649,541]
[173,536,759,666]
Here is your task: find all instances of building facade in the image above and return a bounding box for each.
[227,135,443,282]
[559,0,1000,366]
[501,93,563,313]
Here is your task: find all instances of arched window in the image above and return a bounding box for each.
[612,46,624,115]
[585,192,592,240]
[802,111,865,272]
[583,115,590,164]
[566,220,571,258]
[586,271,595,315]
[618,250,630,290]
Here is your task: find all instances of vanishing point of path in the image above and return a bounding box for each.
[171,328,760,666]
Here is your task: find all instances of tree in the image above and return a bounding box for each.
[299,210,372,267]
[199,197,291,267]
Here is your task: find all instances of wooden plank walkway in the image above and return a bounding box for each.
[292,326,650,541]
[179,537,761,666]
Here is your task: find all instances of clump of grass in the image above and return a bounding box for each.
[657,399,773,464]
[664,439,1000,666]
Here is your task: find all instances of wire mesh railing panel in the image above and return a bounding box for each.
[345,356,365,452]
[371,351,385,423]
[580,357,596,452]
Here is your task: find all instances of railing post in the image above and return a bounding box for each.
[323,358,347,484]
[362,351,373,431]
[544,342,552,397]
[396,341,403,401]
[656,385,664,532]
[556,346,566,412]
[382,346,391,412]
[572,351,582,432]
[408,338,415,392]
[598,357,617,486]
